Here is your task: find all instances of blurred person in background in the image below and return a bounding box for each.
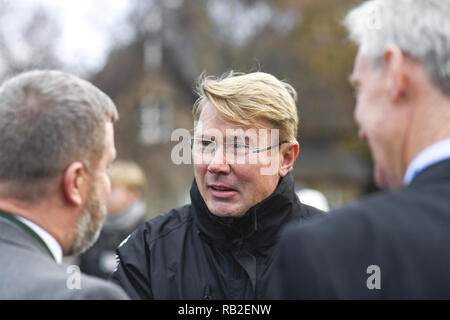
[80,160,148,279]
[0,70,128,299]
[110,71,325,299]
[269,0,450,299]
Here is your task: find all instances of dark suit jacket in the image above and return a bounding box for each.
[0,216,129,300]
[269,159,450,299]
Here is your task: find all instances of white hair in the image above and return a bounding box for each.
[343,0,450,95]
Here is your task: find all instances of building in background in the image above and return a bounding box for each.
[92,0,370,217]
[0,0,372,218]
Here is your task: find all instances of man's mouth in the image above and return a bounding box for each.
[208,184,238,199]
[210,185,235,191]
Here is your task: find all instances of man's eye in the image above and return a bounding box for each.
[201,140,213,147]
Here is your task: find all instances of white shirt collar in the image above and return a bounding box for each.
[403,138,450,185]
[16,216,63,264]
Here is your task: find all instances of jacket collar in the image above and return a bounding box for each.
[0,213,55,260]
[190,173,301,250]
[410,158,450,186]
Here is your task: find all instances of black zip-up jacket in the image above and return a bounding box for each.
[110,173,324,299]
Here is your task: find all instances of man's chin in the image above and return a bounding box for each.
[70,227,102,256]
[374,167,388,189]
[66,207,106,256]
[374,172,385,189]
[374,167,400,190]
[207,202,246,218]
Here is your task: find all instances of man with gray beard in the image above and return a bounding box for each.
[0,70,129,299]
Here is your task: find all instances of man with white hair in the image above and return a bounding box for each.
[0,70,128,299]
[269,0,450,299]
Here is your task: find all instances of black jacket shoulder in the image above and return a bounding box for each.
[140,205,193,245]
[271,161,450,299]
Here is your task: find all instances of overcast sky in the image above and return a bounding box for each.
[48,0,133,72]
[3,0,134,74]
[1,0,298,76]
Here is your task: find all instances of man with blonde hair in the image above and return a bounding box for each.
[110,71,324,299]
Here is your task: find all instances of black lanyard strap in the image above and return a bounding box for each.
[0,210,55,260]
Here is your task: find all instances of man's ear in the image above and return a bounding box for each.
[384,45,407,103]
[62,162,88,207]
[279,142,299,177]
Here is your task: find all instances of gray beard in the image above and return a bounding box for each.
[67,198,107,256]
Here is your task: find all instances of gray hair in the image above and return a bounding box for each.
[343,0,450,95]
[0,70,118,201]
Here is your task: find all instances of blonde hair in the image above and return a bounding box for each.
[108,160,147,193]
[193,71,299,141]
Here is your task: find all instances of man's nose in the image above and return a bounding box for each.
[207,144,231,174]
